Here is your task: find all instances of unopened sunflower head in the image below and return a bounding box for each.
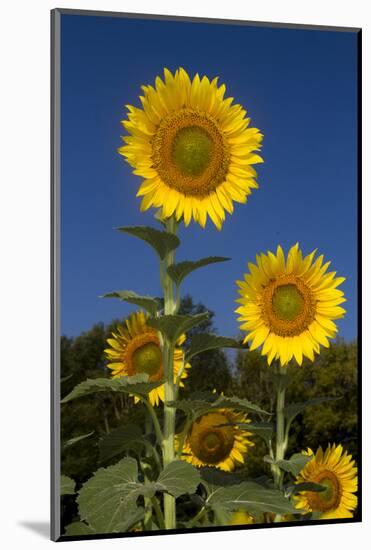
[236,243,346,367]
[104,310,189,406]
[178,409,254,472]
[119,67,263,230]
[294,444,357,519]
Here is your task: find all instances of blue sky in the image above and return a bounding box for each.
[60,14,358,340]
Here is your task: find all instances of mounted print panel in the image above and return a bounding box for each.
[51,8,361,541]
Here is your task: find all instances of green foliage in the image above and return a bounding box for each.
[61,374,162,403]
[60,295,358,534]
[264,453,313,477]
[76,457,201,533]
[98,424,152,463]
[61,475,76,495]
[102,290,161,316]
[186,333,245,362]
[167,257,230,287]
[117,225,180,259]
[206,480,299,515]
[148,312,209,344]
[233,340,358,477]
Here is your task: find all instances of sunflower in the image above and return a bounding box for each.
[295,444,358,519]
[104,311,189,406]
[236,243,346,366]
[119,67,263,229]
[178,409,254,471]
[229,511,255,525]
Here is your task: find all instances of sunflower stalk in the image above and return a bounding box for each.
[161,215,179,530]
[272,364,289,522]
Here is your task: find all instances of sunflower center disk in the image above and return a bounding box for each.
[272,284,305,321]
[262,275,315,337]
[172,126,213,177]
[189,413,235,464]
[152,109,230,197]
[132,342,162,376]
[308,470,341,512]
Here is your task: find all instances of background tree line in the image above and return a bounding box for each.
[60,295,358,527]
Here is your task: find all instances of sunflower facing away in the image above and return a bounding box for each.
[295,444,357,519]
[119,67,263,229]
[178,409,254,471]
[236,243,346,366]
[104,311,189,406]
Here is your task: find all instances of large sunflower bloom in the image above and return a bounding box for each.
[178,409,253,471]
[104,311,189,406]
[295,444,358,519]
[119,67,263,229]
[236,243,346,366]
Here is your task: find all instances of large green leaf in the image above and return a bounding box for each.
[235,422,274,446]
[148,312,209,343]
[77,457,200,533]
[64,522,96,536]
[61,475,75,495]
[186,333,245,362]
[214,395,270,416]
[284,396,342,429]
[63,431,94,451]
[61,374,162,404]
[117,226,180,259]
[171,393,269,420]
[157,460,201,498]
[207,481,299,515]
[77,458,146,533]
[264,453,313,477]
[288,482,326,496]
[98,424,150,463]
[167,257,230,287]
[102,290,161,316]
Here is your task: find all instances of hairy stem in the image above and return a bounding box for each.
[161,216,178,529]
[272,364,288,522]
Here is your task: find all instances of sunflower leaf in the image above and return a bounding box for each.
[287,482,326,497]
[98,424,150,463]
[170,393,269,419]
[61,375,162,404]
[63,522,96,536]
[264,453,313,477]
[61,475,76,495]
[77,457,199,533]
[77,458,153,533]
[157,460,201,498]
[101,290,161,316]
[186,333,246,362]
[63,431,94,451]
[148,312,209,343]
[233,422,274,446]
[284,396,342,431]
[207,481,299,515]
[167,257,230,287]
[117,226,180,260]
[213,395,270,416]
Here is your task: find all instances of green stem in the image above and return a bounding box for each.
[161,216,178,530]
[142,397,164,447]
[187,506,207,528]
[143,411,152,531]
[272,364,288,523]
[151,496,166,530]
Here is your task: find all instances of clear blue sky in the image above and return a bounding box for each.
[60,13,358,341]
